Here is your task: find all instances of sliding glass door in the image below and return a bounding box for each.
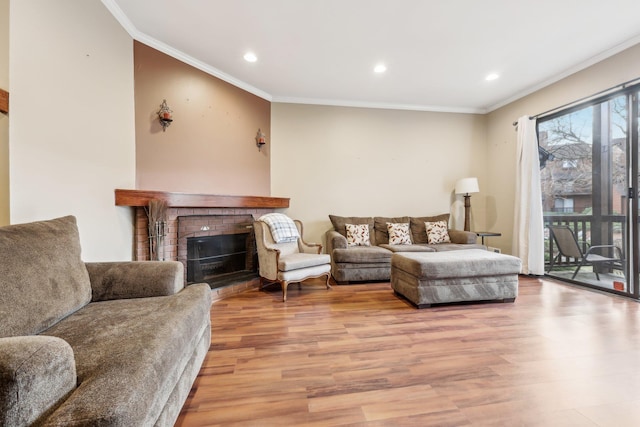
[538,88,639,297]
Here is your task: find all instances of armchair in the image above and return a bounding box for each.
[253,215,331,301]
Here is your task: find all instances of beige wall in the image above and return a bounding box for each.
[486,43,640,254]
[134,42,271,195]
[271,103,488,245]
[9,0,135,260]
[0,0,8,226]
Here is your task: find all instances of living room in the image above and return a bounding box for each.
[2,0,640,261]
[3,1,640,425]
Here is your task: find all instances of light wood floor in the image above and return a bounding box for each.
[176,276,640,426]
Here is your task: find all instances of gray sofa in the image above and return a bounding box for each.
[0,216,212,427]
[326,214,485,283]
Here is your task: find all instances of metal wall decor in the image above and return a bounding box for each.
[157,99,173,131]
[256,128,266,151]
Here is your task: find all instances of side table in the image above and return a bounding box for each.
[474,231,501,246]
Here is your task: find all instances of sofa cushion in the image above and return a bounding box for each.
[391,250,522,278]
[0,216,91,337]
[329,215,376,246]
[425,220,451,244]
[429,243,487,252]
[410,214,450,244]
[332,246,392,263]
[279,253,331,271]
[41,284,212,426]
[345,223,371,246]
[387,222,412,245]
[379,244,436,253]
[374,216,410,245]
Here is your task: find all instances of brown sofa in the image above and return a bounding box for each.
[326,214,485,283]
[0,216,212,426]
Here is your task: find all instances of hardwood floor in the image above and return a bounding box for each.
[176,276,640,426]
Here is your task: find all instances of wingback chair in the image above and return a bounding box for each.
[253,215,331,302]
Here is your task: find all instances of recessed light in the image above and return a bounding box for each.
[486,73,499,81]
[243,52,257,63]
[374,63,387,73]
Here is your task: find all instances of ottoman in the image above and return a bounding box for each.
[391,249,522,308]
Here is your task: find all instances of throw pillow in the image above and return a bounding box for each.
[425,220,451,244]
[329,215,376,245]
[374,216,410,245]
[345,223,371,246]
[387,223,412,245]
[410,214,450,244]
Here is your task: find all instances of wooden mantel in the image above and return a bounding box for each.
[115,189,289,209]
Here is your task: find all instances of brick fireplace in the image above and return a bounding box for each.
[116,189,290,300]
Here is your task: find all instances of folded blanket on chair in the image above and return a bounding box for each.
[259,213,300,243]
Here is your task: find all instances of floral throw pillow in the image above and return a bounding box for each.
[345,223,371,246]
[425,220,451,244]
[387,222,412,245]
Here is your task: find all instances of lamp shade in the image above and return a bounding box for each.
[455,177,479,195]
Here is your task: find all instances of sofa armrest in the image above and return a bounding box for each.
[0,336,76,427]
[325,230,347,253]
[448,229,478,244]
[86,261,184,301]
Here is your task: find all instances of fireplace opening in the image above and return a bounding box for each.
[186,233,257,289]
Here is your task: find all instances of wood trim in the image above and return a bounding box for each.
[0,89,8,114]
[115,189,289,208]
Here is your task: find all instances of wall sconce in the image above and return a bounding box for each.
[256,128,266,151]
[157,99,173,132]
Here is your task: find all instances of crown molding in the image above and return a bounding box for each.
[272,96,485,114]
[100,0,272,102]
[486,32,640,113]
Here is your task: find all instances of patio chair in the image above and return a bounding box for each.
[547,225,623,280]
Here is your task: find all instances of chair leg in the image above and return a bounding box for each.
[281,280,289,302]
[572,259,588,280]
[324,272,332,290]
[548,254,559,274]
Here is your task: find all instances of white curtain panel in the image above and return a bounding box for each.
[513,116,545,275]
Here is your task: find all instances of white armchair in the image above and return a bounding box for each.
[253,216,331,302]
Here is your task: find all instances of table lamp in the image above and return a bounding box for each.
[455,177,479,231]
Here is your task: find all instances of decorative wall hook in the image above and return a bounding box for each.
[157,99,173,132]
[256,128,266,151]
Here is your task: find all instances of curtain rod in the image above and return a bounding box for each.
[512,76,640,126]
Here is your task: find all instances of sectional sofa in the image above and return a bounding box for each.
[0,216,212,426]
[326,214,485,283]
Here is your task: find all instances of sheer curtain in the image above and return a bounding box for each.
[513,116,545,275]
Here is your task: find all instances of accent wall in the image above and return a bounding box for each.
[133,42,271,196]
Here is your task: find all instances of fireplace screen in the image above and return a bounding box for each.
[186,233,256,288]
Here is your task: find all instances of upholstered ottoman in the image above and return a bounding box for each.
[391,249,522,308]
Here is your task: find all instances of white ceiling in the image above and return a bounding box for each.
[104,0,640,114]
